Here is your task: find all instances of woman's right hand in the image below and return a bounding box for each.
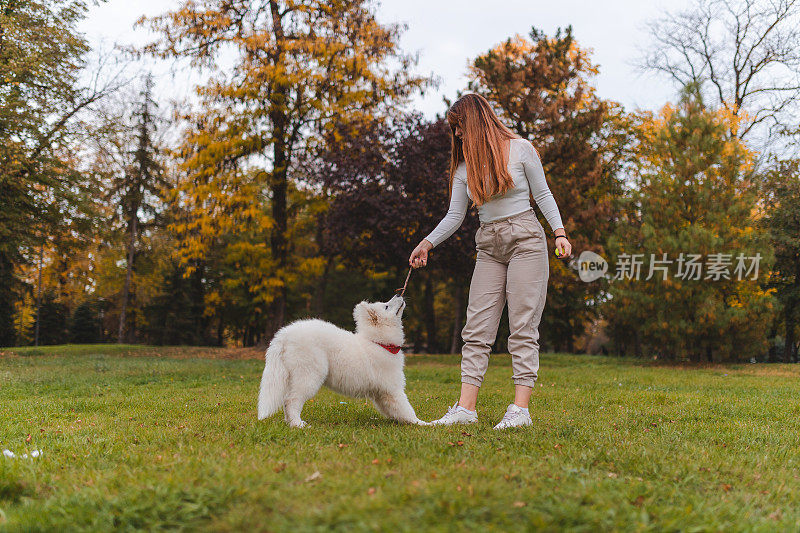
[409,239,433,269]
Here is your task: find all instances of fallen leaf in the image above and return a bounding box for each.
[305,471,321,482]
[338,443,348,448]
[632,495,645,507]
[720,483,732,492]
[372,458,380,464]
[513,501,526,508]
[25,434,31,443]
[367,487,376,495]
[274,463,286,473]
[607,472,618,478]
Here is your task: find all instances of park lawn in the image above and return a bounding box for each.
[1,347,799,531]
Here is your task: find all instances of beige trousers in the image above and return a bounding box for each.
[460,207,549,388]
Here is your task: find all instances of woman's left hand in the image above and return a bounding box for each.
[555,235,572,259]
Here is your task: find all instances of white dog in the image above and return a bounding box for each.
[257,295,426,427]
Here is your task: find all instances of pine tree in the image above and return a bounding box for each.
[32,292,69,346]
[606,83,774,361]
[762,158,800,362]
[106,74,165,343]
[69,300,103,344]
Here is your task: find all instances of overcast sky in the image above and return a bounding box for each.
[79,0,694,118]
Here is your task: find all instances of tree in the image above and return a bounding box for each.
[0,253,17,346]
[606,83,774,361]
[32,292,69,345]
[110,75,165,343]
[467,26,632,353]
[0,0,119,345]
[762,158,800,362]
[636,0,800,147]
[69,299,103,344]
[139,0,433,340]
[141,259,213,346]
[320,114,479,352]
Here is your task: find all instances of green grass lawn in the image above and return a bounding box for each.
[1,346,799,531]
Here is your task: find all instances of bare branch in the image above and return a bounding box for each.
[635,0,800,148]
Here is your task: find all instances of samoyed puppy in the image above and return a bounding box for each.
[257,294,426,427]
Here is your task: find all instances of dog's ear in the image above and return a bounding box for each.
[366,306,379,325]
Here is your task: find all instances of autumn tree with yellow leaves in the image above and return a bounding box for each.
[138,0,433,339]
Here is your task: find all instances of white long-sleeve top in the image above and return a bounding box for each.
[424,137,564,248]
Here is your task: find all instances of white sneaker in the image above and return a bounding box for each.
[493,404,532,429]
[430,402,478,426]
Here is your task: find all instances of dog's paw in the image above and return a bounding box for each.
[413,419,432,426]
[288,420,308,428]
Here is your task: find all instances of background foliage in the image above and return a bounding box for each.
[1,0,798,362]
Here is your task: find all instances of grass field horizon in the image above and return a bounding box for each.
[2,345,799,531]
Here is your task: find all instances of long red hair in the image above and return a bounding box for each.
[446,93,520,205]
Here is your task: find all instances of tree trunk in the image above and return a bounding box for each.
[449,282,465,354]
[314,255,333,318]
[267,182,287,340]
[265,0,289,342]
[565,332,575,354]
[34,241,43,347]
[784,300,796,364]
[424,274,438,353]
[265,111,288,341]
[191,262,205,344]
[118,214,137,344]
[768,321,778,363]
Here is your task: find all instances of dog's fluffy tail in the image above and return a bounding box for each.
[257,337,288,420]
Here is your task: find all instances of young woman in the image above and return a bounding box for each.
[408,93,571,429]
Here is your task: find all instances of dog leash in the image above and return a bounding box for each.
[395,266,413,297]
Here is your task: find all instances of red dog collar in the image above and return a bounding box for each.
[375,342,402,354]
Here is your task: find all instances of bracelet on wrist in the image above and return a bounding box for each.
[555,235,568,241]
